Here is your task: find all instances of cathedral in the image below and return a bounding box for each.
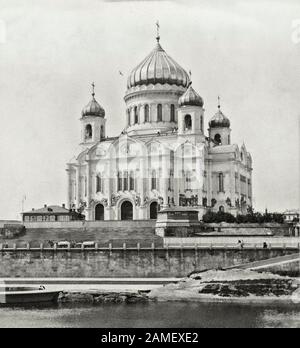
[66,33,253,221]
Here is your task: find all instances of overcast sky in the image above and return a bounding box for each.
[0,0,299,219]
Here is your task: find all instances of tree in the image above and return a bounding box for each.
[202,211,236,223]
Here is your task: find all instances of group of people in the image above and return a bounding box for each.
[237,240,269,249]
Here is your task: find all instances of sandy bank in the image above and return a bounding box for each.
[148,269,300,304]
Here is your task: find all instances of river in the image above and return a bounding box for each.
[0,302,299,328]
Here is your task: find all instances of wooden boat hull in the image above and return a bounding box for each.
[0,290,60,304]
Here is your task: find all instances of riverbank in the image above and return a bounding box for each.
[53,269,300,305]
[149,269,300,304]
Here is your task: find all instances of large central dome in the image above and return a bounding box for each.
[127,39,190,89]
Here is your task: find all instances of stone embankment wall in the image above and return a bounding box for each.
[0,248,297,278]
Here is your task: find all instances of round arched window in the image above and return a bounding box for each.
[184,114,192,130]
[157,104,162,122]
[85,124,92,139]
[145,104,149,122]
[214,133,221,145]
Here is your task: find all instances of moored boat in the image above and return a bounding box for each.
[0,282,60,305]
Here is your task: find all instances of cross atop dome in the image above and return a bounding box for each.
[92,82,95,98]
[156,20,160,42]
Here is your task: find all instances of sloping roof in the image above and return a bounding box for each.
[283,209,300,215]
[23,205,70,215]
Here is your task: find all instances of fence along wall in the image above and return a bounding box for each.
[164,236,300,247]
[23,220,156,229]
[0,248,297,278]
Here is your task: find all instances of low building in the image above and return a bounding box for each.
[22,204,84,222]
[283,209,299,223]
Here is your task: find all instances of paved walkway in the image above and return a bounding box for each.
[0,277,181,292]
[229,252,300,270]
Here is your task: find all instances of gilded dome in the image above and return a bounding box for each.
[209,107,230,128]
[82,92,105,118]
[178,82,204,107]
[127,39,190,89]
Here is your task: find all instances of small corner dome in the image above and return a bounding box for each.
[82,84,105,118]
[82,97,105,118]
[209,108,230,128]
[178,82,204,107]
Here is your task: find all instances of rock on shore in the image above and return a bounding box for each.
[58,291,149,304]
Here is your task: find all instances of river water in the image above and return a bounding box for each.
[0,302,299,328]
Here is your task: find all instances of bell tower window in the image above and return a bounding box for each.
[85,124,92,140]
[214,133,221,145]
[184,114,192,130]
[100,125,104,139]
[157,104,162,122]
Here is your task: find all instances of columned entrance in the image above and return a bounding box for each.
[95,204,104,220]
[121,201,133,220]
[150,202,158,219]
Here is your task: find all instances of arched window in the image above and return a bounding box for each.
[218,173,224,192]
[247,179,251,198]
[134,106,139,124]
[168,170,174,191]
[100,125,104,139]
[200,115,203,132]
[123,171,128,191]
[85,124,92,139]
[129,171,135,191]
[184,114,192,130]
[151,170,157,190]
[157,104,162,122]
[214,133,221,145]
[185,171,192,190]
[96,174,102,193]
[117,171,122,191]
[84,176,87,197]
[219,205,225,213]
[170,104,175,122]
[144,104,149,122]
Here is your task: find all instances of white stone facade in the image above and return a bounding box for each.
[66,37,253,221]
